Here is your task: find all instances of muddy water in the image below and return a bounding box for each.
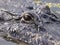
[0,37,17,45]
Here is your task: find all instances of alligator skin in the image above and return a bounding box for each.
[0,5,60,45]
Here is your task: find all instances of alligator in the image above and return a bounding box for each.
[0,4,60,45]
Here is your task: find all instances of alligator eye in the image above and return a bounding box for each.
[23,13,33,21]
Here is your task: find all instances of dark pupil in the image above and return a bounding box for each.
[23,15,32,21]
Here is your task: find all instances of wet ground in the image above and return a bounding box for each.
[0,0,60,45]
